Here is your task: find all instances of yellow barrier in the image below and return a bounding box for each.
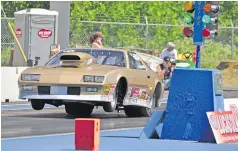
[146,51,158,63]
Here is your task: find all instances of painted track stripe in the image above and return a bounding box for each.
[1,104,64,111]
[2,104,29,107]
[1,127,144,141]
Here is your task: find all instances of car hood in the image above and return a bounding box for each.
[22,64,124,76]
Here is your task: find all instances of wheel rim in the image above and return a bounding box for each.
[111,84,119,108]
[111,98,116,107]
[145,92,156,114]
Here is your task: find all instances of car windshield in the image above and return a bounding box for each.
[46,49,126,68]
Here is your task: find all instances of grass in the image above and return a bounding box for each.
[218,61,238,86]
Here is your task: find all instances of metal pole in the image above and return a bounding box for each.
[230,19,234,57]
[145,16,148,49]
[196,45,200,68]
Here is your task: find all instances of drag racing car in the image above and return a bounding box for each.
[18,48,163,117]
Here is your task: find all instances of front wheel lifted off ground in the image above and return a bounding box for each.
[30,99,45,110]
[65,103,94,117]
[103,78,127,112]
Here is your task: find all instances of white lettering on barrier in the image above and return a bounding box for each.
[207,104,238,144]
[217,107,238,135]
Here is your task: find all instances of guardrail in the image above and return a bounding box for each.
[1,67,28,102]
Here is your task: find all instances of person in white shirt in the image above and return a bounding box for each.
[160,42,178,60]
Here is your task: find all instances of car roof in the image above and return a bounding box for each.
[62,47,130,53]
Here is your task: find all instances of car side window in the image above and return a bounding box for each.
[46,52,63,65]
[128,52,146,70]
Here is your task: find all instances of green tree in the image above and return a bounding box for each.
[1,1,50,17]
[1,1,238,67]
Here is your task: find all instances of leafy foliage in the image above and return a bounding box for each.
[1,1,50,17]
[1,47,12,66]
[1,1,238,68]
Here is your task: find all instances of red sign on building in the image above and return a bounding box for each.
[207,104,238,144]
[16,28,22,38]
[38,29,52,38]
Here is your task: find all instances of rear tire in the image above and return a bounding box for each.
[65,103,94,117]
[154,83,162,108]
[124,106,140,117]
[124,106,153,117]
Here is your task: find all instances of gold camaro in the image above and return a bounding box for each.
[18,48,163,117]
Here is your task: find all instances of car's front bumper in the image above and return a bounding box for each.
[19,84,153,108]
[19,93,114,102]
[19,84,115,103]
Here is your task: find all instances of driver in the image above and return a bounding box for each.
[157,56,173,90]
[114,53,125,67]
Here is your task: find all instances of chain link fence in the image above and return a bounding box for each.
[1,18,14,66]
[2,17,238,67]
[70,20,238,68]
[70,21,148,49]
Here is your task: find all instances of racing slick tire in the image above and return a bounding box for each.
[65,103,94,117]
[30,99,45,110]
[124,106,141,117]
[154,83,163,108]
[124,83,162,117]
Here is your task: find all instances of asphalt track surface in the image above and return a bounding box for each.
[2,90,238,139]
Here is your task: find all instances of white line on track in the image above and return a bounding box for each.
[1,104,30,107]
[1,127,144,141]
[1,106,64,111]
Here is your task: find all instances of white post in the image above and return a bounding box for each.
[50,1,70,49]
[145,16,148,49]
[230,19,234,57]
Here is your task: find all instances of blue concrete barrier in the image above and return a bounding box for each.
[155,123,163,137]
[139,110,165,139]
[139,68,225,142]
[161,68,224,142]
